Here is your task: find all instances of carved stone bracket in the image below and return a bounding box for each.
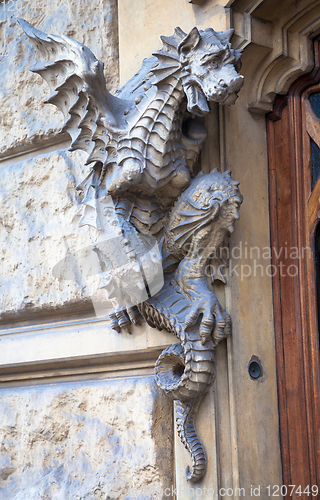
[229,0,320,113]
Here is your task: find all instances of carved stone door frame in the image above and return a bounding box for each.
[267,38,320,496]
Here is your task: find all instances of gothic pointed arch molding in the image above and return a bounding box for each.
[230,0,320,113]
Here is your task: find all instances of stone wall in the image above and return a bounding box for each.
[0,149,92,319]
[0,377,173,499]
[0,0,118,155]
[0,0,120,320]
[0,2,176,499]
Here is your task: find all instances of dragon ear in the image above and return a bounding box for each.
[178,27,201,59]
[221,28,234,43]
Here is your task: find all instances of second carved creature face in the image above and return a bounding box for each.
[186,170,243,235]
[219,197,241,235]
[178,27,244,115]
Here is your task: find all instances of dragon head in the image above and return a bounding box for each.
[153,26,243,116]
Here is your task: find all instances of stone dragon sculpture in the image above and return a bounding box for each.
[19,19,243,482]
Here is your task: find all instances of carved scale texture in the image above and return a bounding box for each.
[141,281,215,401]
[117,78,187,190]
[40,55,109,164]
[19,21,242,485]
[176,400,206,482]
[114,195,167,236]
[19,21,200,236]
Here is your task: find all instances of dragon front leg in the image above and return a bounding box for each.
[168,219,232,346]
[173,264,231,346]
[164,170,241,345]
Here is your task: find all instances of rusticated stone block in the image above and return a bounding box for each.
[0,148,103,319]
[0,376,174,499]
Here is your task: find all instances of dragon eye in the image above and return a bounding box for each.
[208,57,219,67]
[200,53,220,67]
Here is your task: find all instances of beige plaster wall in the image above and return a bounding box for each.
[223,53,283,493]
[118,0,230,84]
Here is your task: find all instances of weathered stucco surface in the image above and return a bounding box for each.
[0,376,174,499]
[223,68,283,491]
[0,0,118,157]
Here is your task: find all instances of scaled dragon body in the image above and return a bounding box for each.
[19,19,243,482]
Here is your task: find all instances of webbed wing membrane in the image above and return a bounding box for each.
[18,19,127,166]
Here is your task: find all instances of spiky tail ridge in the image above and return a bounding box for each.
[176,398,206,482]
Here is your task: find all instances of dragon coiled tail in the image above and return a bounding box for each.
[154,339,215,482]
[155,341,215,401]
[176,399,206,482]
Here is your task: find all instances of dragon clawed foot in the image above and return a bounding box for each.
[185,295,231,346]
[109,306,144,333]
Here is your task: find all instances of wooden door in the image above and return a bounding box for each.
[267,38,320,498]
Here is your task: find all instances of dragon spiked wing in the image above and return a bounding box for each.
[18,19,129,166]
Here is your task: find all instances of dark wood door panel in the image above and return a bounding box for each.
[267,40,320,497]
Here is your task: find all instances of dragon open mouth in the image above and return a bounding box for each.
[185,84,239,115]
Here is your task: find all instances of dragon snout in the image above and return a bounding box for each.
[205,74,244,103]
[219,79,228,89]
[206,84,228,102]
[228,74,244,93]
